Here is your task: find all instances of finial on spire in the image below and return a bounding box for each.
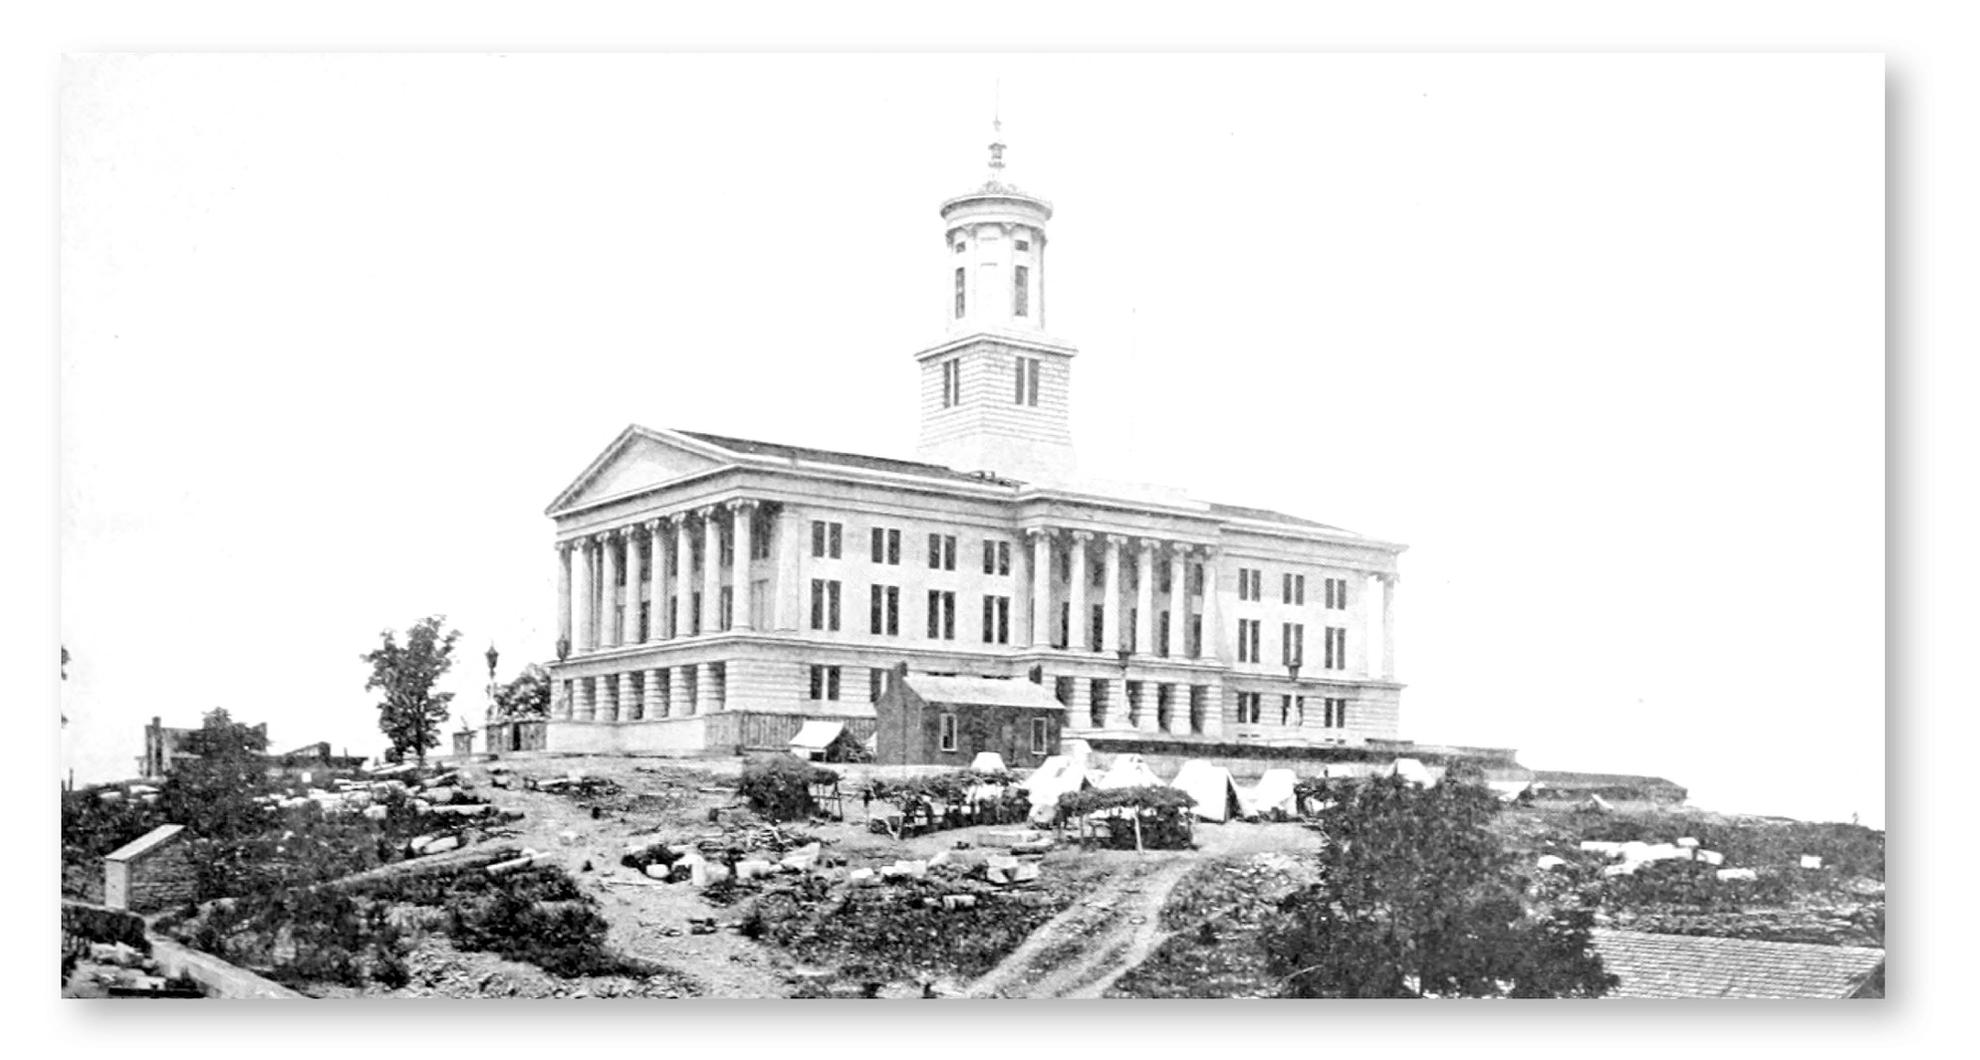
[987,79,1006,179]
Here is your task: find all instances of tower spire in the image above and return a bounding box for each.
[987,80,1006,181]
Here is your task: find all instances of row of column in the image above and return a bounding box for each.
[558,500,784,655]
[1062,677,1225,736]
[556,662,725,721]
[1029,529,1218,659]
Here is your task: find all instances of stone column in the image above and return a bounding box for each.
[1100,534,1122,654]
[572,538,595,653]
[600,530,622,648]
[1067,531,1091,651]
[1198,546,1221,661]
[1028,528,1053,648]
[677,664,698,716]
[614,672,637,723]
[698,661,722,714]
[556,541,573,654]
[730,499,757,631]
[1134,540,1155,656]
[623,526,646,644]
[1382,573,1398,679]
[1167,546,1188,658]
[642,520,664,642]
[699,506,722,633]
[642,668,663,720]
[673,516,693,638]
[773,503,801,631]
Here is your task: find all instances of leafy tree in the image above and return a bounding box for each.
[161,707,274,841]
[491,663,553,721]
[362,616,461,766]
[1265,773,1616,998]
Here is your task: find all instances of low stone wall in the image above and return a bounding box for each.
[61,900,150,953]
[145,936,305,999]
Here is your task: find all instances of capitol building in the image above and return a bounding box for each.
[535,127,1405,760]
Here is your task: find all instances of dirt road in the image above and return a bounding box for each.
[965,822,1321,999]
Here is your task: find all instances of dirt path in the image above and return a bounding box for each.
[963,822,1322,999]
[964,855,1197,998]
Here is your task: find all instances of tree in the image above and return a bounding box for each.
[491,663,553,721]
[362,616,461,766]
[1264,773,1616,998]
[161,707,273,840]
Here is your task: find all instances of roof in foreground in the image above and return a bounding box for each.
[671,428,1356,536]
[105,824,186,863]
[1591,929,1885,999]
[903,673,1064,710]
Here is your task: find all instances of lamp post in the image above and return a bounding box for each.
[1286,654,1303,728]
[485,644,500,721]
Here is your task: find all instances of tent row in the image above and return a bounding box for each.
[1017,752,1454,825]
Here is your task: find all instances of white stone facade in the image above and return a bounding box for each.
[541,128,1406,756]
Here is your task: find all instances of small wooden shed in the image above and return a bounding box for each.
[104,824,194,912]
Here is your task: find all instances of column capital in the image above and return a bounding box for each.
[694,504,720,520]
[1136,538,1158,557]
[727,497,759,514]
[644,517,664,535]
[1195,545,1222,560]
[557,538,576,555]
[1070,529,1094,544]
[1379,571,1401,587]
[590,529,613,545]
[1024,525,1053,542]
[1099,532,1122,547]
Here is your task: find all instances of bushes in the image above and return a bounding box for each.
[738,755,839,822]
[864,771,1031,834]
[1055,786,1197,850]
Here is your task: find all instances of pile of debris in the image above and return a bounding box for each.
[1568,837,1773,881]
[524,771,624,799]
[65,941,203,998]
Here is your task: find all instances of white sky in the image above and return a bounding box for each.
[59,53,1883,825]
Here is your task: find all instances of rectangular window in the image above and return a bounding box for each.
[1027,357,1040,405]
[1237,691,1263,725]
[981,539,1011,575]
[807,665,841,702]
[1031,717,1048,755]
[719,587,733,631]
[1325,577,1348,610]
[1282,622,1305,666]
[1239,568,1263,602]
[692,592,703,634]
[870,584,899,636]
[1280,695,1293,726]
[981,595,1010,644]
[1189,615,1203,658]
[927,590,956,640]
[954,267,966,319]
[810,579,841,632]
[1237,618,1254,663]
[811,520,842,559]
[1158,611,1171,657]
[1014,265,1029,317]
[870,527,901,565]
[720,531,733,567]
[809,665,823,701]
[1014,358,1026,404]
[939,713,958,753]
[1324,626,1347,670]
[870,585,884,635]
[928,533,957,571]
[1282,573,1305,605]
[1090,604,1104,652]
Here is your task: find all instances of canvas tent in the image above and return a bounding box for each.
[1389,757,1437,788]
[1241,768,1299,819]
[970,751,1010,775]
[1019,754,1092,825]
[1095,753,1164,790]
[789,721,855,762]
[1169,760,1243,823]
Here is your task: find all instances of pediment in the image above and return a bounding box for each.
[547,427,733,513]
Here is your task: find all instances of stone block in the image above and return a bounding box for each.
[644,864,672,880]
[1012,862,1040,883]
[558,830,580,846]
[1716,868,1757,882]
[1699,850,1725,866]
[1535,854,1568,871]
[1799,855,1823,870]
[848,868,877,887]
[981,830,1043,848]
[941,894,978,911]
[1675,837,1700,848]
[362,805,389,821]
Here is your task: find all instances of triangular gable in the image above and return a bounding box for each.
[546,426,738,514]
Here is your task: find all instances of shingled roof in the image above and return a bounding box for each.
[1592,929,1885,999]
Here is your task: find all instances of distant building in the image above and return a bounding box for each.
[538,124,1405,759]
[269,741,368,773]
[103,824,193,912]
[874,664,1064,768]
[138,715,266,779]
[1529,771,1689,804]
[1592,929,1884,999]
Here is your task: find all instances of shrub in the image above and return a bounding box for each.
[739,755,839,822]
[1054,786,1197,849]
